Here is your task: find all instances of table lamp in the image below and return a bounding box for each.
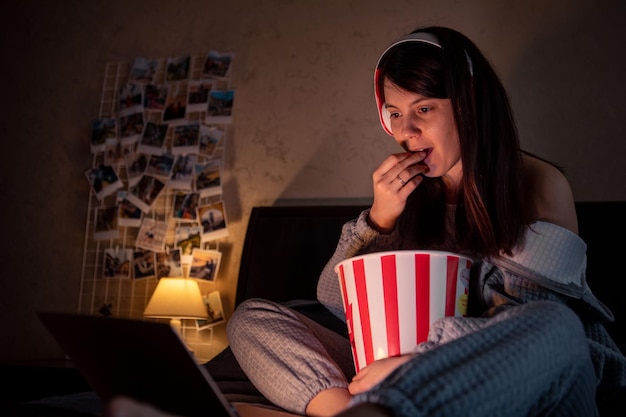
[143,277,209,338]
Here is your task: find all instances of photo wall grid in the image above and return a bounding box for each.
[80,50,235,332]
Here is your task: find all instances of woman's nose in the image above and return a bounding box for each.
[401,113,421,138]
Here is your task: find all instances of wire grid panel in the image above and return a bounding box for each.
[79,55,229,327]
[79,178,223,318]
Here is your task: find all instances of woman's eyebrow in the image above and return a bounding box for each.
[386,97,429,109]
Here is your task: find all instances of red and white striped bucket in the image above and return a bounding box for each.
[335,250,473,373]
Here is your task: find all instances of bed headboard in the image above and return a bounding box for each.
[574,201,626,349]
[235,205,367,306]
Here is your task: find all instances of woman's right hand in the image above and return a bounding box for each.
[348,355,413,395]
[368,151,428,233]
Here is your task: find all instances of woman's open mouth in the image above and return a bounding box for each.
[414,148,432,164]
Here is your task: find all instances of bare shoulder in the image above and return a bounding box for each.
[522,154,579,234]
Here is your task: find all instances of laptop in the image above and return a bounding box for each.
[37,311,298,417]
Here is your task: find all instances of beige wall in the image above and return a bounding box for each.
[1,0,625,362]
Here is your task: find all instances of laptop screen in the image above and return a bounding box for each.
[37,311,239,417]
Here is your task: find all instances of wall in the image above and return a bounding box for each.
[1,0,624,362]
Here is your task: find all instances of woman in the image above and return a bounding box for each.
[106,26,625,417]
[225,26,625,417]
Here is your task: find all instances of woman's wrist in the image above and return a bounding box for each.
[366,213,395,234]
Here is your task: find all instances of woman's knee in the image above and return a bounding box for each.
[515,301,592,369]
[529,301,586,340]
[227,298,279,337]
[227,298,305,345]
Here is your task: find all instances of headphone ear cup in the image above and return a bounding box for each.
[374,68,394,136]
[381,104,392,134]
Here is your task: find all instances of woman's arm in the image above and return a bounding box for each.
[316,209,403,319]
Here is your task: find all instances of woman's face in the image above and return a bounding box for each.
[383,79,463,187]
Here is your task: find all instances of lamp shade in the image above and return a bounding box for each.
[144,278,209,320]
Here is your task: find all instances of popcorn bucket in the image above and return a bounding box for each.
[335,250,473,373]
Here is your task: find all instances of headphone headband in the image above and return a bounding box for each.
[375,32,442,71]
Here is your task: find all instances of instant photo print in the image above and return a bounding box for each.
[188,248,221,282]
[198,201,229,242]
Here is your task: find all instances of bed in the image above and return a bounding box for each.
[2,201,625,416]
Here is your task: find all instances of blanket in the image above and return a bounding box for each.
[413,221,626,412]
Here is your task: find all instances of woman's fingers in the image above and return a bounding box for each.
[348,355,413,395]
[395,153,428,185]
[375,151,427,192]
[376,151,427,184]
[369,152,427,232]
[378,151,424,171]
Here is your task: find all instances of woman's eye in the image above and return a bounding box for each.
[417,106,431,114]
[389,112,400,119]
